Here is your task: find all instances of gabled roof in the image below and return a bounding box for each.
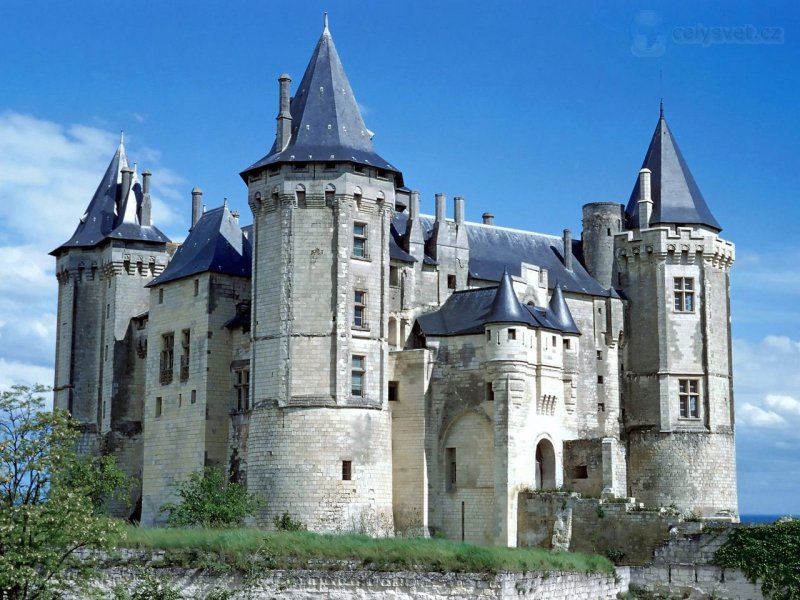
[242,18,402,184]
[625,108,721,231]
[417,278,582,337]
[392,212,611,297]
[52,139,170,255]
[147,205,251,287]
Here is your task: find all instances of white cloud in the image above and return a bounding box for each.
[738,403,786,428]
[0,111,185,387]
[764,394,800,417]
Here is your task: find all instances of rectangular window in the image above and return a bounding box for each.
[486,382,494,402]
[160,333,174,385]
[446,447,457,491]
[563,339,571,350]
[674,277,695,312]
[351,355,365,396]
[486,329,492,341]
[155,397,162,418]
[597,375,604,384]
[679,379,700,418]
[388,380,398,402]
[180,329,190,382]
[158,288,164,304]
[235,368,250,411]
[552,335,557,346]
[342,460,353,480]
[194,279,199,296]
[353,290,367,328]
[191,389,197,404]
[508,328,517,341]
[597,350,603,360]
[447,274,457,290]
[389,265,400,287]
[106,304,110,318]
[353,223,367,258]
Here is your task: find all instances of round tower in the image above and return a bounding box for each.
[581,202,624,289]
[242,20,402,533]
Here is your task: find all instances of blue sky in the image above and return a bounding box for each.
[0,1,797,515]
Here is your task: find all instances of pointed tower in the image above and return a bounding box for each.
[617,108,737,519]
[51,137,170,516]
[241,18,402,532]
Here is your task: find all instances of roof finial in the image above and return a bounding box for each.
[120,130,125,145]
[660,99,664,119]
[323,12,329,34]
[223,197,228,209]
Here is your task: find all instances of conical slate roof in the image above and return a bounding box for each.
[242,18,402,183]
[52,139,170,255]
[147,204,251,287]
[547,284,579,335]
[485,270,530,325]
[625,109,721,232]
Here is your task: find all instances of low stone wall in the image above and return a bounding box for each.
[68,567,630,599]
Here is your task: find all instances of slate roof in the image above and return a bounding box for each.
[547,284,580,335]
[52,140,170,255]
[625,108,721,232]
[417,277,581,337]
[392,213,611,297]
[241,18,403,185]
[147,205,251,287]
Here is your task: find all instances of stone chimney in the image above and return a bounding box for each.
[454,196,464,226]
[435,193,446,223]
[191,187,203,230]
[563,229,573,271]
[482,212,494,225]
[276,74,292,151]
[140,170,152,226]
[637,168,653,230]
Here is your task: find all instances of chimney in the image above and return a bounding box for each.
[231,210,240,223]
[191,187,203,230]
[435,193,446,223]
[637,168,653,230]
[120,167,133,198]
[410,190,420,220]
[276,74,292,151]
[454,196,465,226]
[140,170,152,226]
[563,229,573,271]
[482,212,494,225]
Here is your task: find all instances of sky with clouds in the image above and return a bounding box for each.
[0,1,797,515]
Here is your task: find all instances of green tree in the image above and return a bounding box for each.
[160,466,264,528]
[0,384,125,600]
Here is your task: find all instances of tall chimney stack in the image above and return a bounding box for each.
[482,212,494,225]
[454,196,465,226]
[191,187,203,230]
[410,190,420,220]
[435,193,446,223]
[276,74,292,151]
[563,229,573,271]
[140,170,152,226]
[637,168,653,230]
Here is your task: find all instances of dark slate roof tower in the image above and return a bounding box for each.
[52,135,170,255]
[241,14,402,184]
[625,105,721,232]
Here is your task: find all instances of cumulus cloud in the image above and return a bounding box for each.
[738,403,786,428]
[0,111,184,389]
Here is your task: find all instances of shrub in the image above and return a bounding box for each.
[273,511,306,531]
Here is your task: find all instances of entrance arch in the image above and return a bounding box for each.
[535,438,556,490]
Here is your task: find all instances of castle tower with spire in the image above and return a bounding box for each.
[240,17,401,530]
[51,136,170,517]
[616,108,737,517]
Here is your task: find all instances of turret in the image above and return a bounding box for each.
[581,202,624,290]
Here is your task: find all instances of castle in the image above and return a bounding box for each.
[51,18,738,545]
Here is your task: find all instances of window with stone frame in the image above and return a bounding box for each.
[352,222,368,259]
[234,368,250,411]
[160,332,174,385]
[679,378,700,418]
[674,277,695,312]
[351,355,366,396]
[353,290,367,328]
[180,329,190,382]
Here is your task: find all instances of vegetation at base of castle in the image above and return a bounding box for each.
[114,525,614,574]
[0,384,127,600]
[713,518,800,600]
[273,511,307,531]
[159,466,265,528]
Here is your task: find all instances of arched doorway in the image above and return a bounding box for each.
[535,438,556,490]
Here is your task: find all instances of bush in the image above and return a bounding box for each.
[273,511,306,531]
[160,467,264,528]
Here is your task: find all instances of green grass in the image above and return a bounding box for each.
[114,526,613,575]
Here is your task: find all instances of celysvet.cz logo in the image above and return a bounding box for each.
[672,24,784,47]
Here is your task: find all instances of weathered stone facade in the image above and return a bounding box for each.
[52,20,739,541]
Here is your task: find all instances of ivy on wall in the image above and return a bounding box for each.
[714,519,800,600]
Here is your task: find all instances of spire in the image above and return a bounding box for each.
[241,19,402,184]
[485,269,529,325]
[323,12,329,35]
[547,284,579,334]
[625,110,721,231]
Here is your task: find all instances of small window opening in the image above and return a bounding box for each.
[389,265,400,287]
[446,447,457,491]
[607,227,612,236]
[571,465,589,479]
[508,328,517,341]
[486,382,494,402]
[158,288,164,304]
[447,274,457,290]
[597,375,604,384]
[191,389,197,404]
[486,329,491,341]
[342,460,352,480]
[598,402,605,412]
[155,397,162,418]
[351,355,365,396]
[388,380,398,402]
[194,279,199,296]
[597,350,603,360]
[563,338,571,350]
[353,164,364,174]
